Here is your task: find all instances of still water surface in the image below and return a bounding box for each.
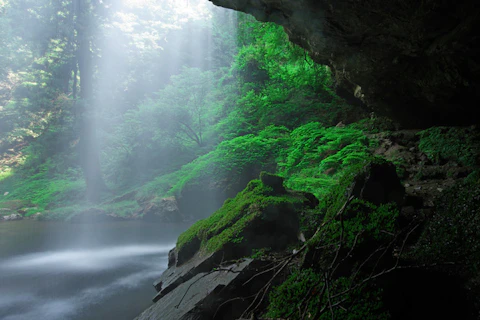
[0,220,188,320]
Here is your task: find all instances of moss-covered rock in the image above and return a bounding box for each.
[175,175,317,266]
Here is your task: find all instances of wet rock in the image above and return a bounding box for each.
[2,213,23,221]
[140,197,183,223]
[167,248,176,268]
[153,251,224,301]
[351,162,405,206]
[176,236,201,266]
[260,171,286,193]
[138,259,277,320]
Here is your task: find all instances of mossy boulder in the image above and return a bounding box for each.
[175,176,317,266]
[140,196,184,223]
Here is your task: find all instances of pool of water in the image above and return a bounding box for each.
[0,220,188,320]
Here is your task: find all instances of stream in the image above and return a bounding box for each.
[0,220,188,320]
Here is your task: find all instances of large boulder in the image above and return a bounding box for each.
[174,177,315,267]
[140,197,184,223]
[137,258,279,320]
[209,0,480,127]
[138,177,317,319]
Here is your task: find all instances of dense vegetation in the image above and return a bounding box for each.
[0,0,366,217]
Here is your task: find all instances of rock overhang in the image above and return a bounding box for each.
[210,0,480,127]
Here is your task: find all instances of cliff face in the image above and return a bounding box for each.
[210,0,480,127]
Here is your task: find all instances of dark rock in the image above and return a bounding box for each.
[302,192,319,208]
[176,236,201,266]
[260,171,286,193]
[351,162,405,206]
[152,250,225,301]
[209,0,480,127]
[141,197,183,223]
[167,248,176,268]
[137,259,278,320]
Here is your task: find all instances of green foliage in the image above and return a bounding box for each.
[267,159,399,320]
[350,115,398,134]
[278,123,374,199]
[137,125,289,200]
[266,270,389,319]
[213,16,357,140]
[320,200,399,247]
[36,204,86,221]
[266,268,324,318]
[418,126,480,166]
[0,168,85,211]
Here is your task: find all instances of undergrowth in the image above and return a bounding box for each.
[418,126,480,166]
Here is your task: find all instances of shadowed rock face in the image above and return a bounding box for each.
[210,0,480,127]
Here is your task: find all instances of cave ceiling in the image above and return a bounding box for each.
[210,0,480,127]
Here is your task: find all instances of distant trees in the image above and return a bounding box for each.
[1,0,343,206]
[155,68,214,147]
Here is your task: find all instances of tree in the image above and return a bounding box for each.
[155,68,214,147]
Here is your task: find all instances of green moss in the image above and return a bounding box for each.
[0,169,85,211]
[266,158,399,319]
[266,269,389,319]
[176,178,303,254]
[277,122,375,199]
[418,126,480,166]
[414,180,480,273]
[137,126,289,201]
